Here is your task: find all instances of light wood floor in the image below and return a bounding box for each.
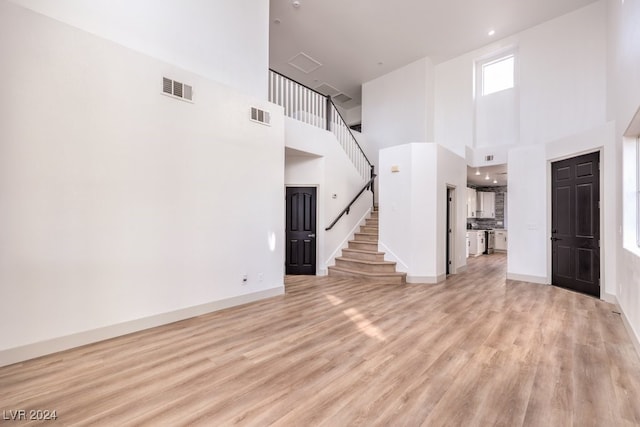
[2,253,640,426]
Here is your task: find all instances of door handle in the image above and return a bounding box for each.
[308,233,316,238]
[550,237,562,242]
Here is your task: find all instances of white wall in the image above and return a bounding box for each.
[518,3,606,146]
[607,0,640,349]
[0,2,284,365]
[7,0,269,99]
[362,58,435,166]
[475,87,519,147]
[506,145,548,283]
[345,106,363,127]
[434,1,607,155]
[284,119,372,275]
[434,55,474,158]
[379,143,466,283]
[378,145,415,272]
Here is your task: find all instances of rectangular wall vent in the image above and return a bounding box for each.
[250,107,271,126]
[485,155,494,161]
[162,77,193,102]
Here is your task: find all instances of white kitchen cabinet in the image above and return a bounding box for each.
[476,191,495,218]
[468,231,485,257]
[495,230,507,251]
[466,233,470,258]
[466,187,477,218]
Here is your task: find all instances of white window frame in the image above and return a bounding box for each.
[475,49,517,98]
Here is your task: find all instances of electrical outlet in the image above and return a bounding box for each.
[242,274,248,285]
[258,273,264,282]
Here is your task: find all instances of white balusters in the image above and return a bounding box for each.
[268,70,371,181]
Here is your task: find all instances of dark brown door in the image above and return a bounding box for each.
[446,187,453,275]
[286,187,316,275]
[551,152,600,297]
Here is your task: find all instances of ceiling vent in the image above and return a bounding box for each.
[162,77,193,102]
[250,107,271,126]
[485,155,494,161]
[315,82,340,97]
[288,52,322,74]
[333,93,352,104]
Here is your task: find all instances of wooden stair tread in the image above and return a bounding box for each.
[341,248,385,256]
[328,209,404,284]
[335,257,396,266]
[328,266,406,278]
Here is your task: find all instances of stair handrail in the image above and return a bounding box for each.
[327,97,372,166]
[269,69,373,177]
[325,174,376,231]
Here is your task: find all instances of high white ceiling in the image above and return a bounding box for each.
[269,0,599,109]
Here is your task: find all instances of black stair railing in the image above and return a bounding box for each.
[268,69,373,182]
[325,174,376,231]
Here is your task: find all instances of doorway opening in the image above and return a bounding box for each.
[551,151,600,297]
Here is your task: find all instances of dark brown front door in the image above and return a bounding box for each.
[286,187,316,275]
[551,151,600,297]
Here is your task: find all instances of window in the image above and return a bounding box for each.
[480,54,515,96]
[637,137,640,246]
[623,134,640,253]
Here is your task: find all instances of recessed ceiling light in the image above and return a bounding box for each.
[274,18,281,24]
[292,0,301,8]
[377,62,384,66]
[488,29,496,36]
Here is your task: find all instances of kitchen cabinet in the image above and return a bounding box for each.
[466,187,477,218]
[468,231,485,257]
[466,233,470,258]
[476,191,495,218]
[495,230,507,251]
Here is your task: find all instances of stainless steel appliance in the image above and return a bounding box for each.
[484,230,495,254]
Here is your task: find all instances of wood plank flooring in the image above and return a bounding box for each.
[1,253,640,426]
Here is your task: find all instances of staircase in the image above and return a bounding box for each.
[328,210,407,284]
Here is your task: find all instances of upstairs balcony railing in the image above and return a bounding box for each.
[268,69,373,182]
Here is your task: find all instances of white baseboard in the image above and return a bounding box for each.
[506,273,549,284]
[0,286,284,368]
[407,274,446,284]
[602,292,617,304]
[609,295,640,360]
[455,265,468,274]
[378,241,409,272]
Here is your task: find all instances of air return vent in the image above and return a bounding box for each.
[250,107,271,126]
[162,77,193,102]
